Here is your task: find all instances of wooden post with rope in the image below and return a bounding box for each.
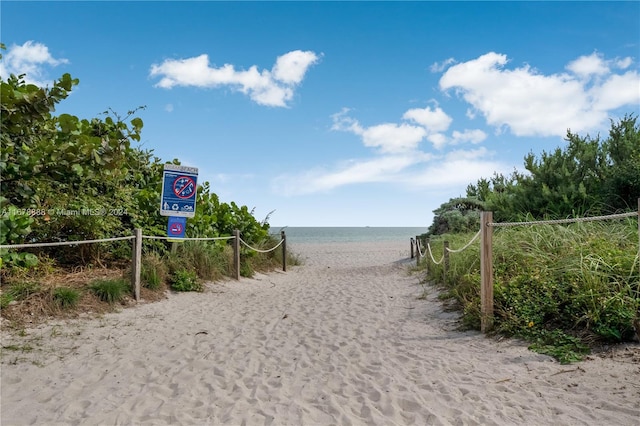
[424,238,430,275]
[410,238,415,259]
[636,198,640,342]
[132,228,142,302]
[233,229,240,280]
[480,212,494,333]
[443,240,450,287]
[281,230,287,272]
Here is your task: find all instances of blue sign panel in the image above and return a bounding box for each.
[160,164,198,217]
[167,216,187,239]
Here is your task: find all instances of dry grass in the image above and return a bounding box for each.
[0,266,166,330]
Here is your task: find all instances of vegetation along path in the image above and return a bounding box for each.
[1,241,639,425]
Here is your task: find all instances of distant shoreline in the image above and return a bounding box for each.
[269,226,428,244]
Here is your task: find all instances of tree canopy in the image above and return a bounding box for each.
[427,115,640,236]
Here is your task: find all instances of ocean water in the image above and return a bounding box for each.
[269,227,428,244]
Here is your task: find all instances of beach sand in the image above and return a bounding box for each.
[1,241,639,425]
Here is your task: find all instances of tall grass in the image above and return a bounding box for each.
[90,278,129,304]
[170,241,229,282]
[420,218,639,362]
[140,236,299,291]
[141,252,166,290]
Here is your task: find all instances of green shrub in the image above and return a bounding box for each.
[53,287,80,309]
[419,219,639,362]
[240,259,254,278]
[90,278,129,303]
[174,241,226,281]
[170,268,202,292]
[527,329,589,364]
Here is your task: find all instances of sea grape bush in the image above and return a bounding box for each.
[0,45,272,270]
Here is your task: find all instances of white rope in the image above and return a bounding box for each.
[142,235,235,241]
[426,242,444,265]
[419,228,480,264]
[0,235,135,249]
[239,237,284,253]
[416,239,424,257]
[445,229,481,253]
[490,211,637,227]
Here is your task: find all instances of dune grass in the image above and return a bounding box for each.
[419,218,639,363]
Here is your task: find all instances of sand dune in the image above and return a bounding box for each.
[1,241,639,425]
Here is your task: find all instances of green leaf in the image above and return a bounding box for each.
[72,164,84,176]
[23,253,39,267]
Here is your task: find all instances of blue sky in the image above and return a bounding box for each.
[2,1,639,227]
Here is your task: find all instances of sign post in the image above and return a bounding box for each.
[161,164,198,245]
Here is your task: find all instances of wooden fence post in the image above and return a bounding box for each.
[415,235,421,265]
[480,212,494,333]
[410,238,415,259]
[233,229,240,280]
[636,198,640,342]
[424,238,429,275]
[443,240,450,286]
[281,230,287,272]
[132,228,142,302]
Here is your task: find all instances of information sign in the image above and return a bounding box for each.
[167,216,187,239]
[160,164,198,217]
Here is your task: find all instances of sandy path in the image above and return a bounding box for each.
[1,241,639,425]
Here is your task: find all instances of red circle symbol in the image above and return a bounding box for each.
[169,223,183,235]
[173,176,196,199]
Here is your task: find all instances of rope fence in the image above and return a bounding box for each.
[239,237,284,253]
[142,235,235,241]
[1,229,288,301]
[0,235,135,249]
[412,228,481,287]
[412,199,640,333]
[426,242,444,265]
[489,211,637,227]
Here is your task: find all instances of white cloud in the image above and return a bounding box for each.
[438,51,640,137]
[272,154,431,196]
[402,106,452,133]
[333,105,480,151]
[566,53,610,77]
[615,57,633,69]
[331,108,364,133]
[149,50,320,107]
[362,123,427,153]
[272,50,320,84]
[430,58,456,73]
[272,146,509,196]
[0,41,68,87]
[400,148,510,189]
[590,71,640,111]
[425,129,486,149]
[451,129,487,145]
[275,101,503,196]
[332,109,427,153]
[427,133,448,149]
